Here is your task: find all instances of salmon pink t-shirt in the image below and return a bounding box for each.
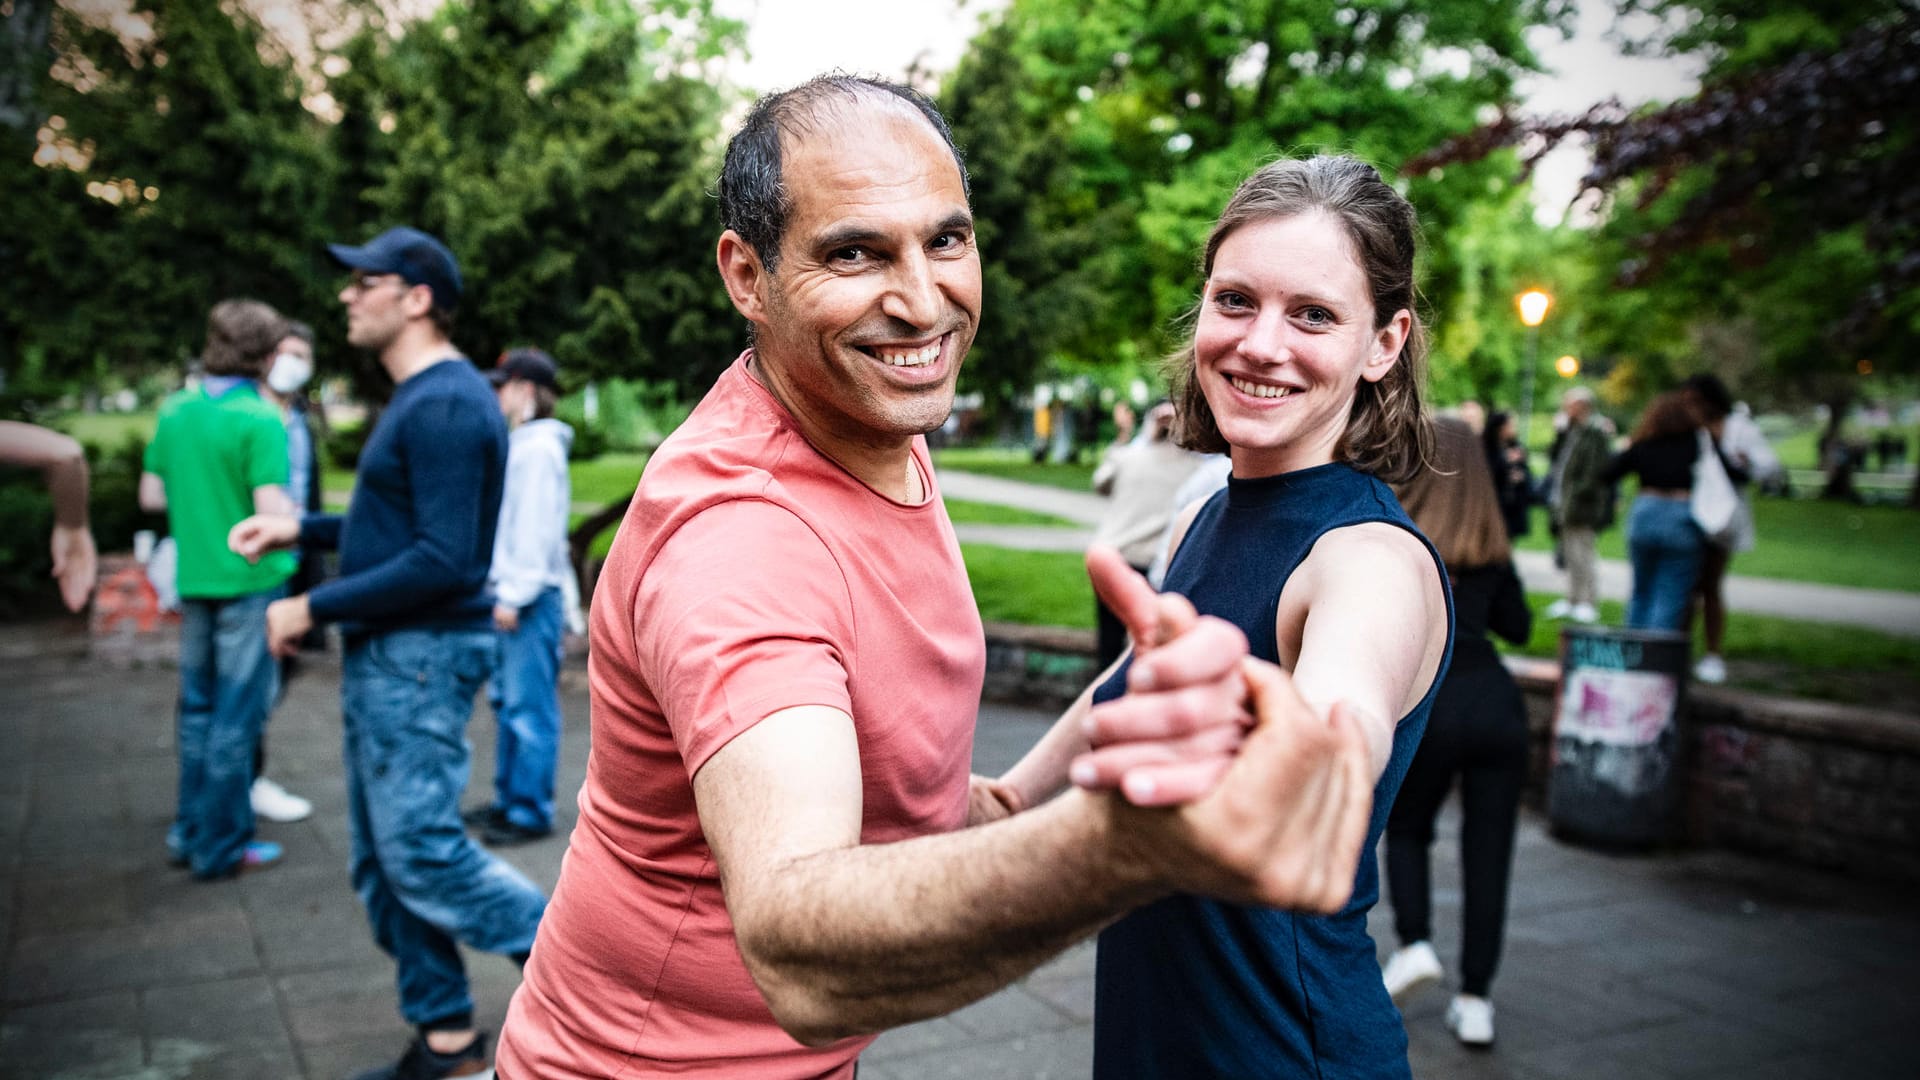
[497,354,985,1079]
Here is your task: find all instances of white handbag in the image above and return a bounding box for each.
[1690,429,1740,544]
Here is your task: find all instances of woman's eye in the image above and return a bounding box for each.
[1300,306,1333,326]
[1213,291,1251,310]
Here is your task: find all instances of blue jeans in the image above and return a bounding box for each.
[1625,495,1704,630]
[487,587,565,831]
[174,586,281,879]
[342,628,548,1027]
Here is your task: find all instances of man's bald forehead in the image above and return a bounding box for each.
[717,74,969,270]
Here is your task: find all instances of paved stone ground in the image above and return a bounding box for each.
[5,639,1916,1079]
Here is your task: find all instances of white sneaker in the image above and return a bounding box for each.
[1446,994,1495,1046]
[1381,941,1443,1002]
[251,777,313,823]
[1570,602,1599,623]
[1543,598,1573,620]
[1694,654,1727,684]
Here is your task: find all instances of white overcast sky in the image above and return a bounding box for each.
[716,0,1703,222]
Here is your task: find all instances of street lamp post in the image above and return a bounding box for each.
[1515,289,1553,447]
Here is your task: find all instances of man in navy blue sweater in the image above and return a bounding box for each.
[231,227,547,1080]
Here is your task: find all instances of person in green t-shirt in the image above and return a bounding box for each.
[139,299,298,881]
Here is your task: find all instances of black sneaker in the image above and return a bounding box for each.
[349,1031,491,1080]
[460,805,506,831]
[480,818,553,847]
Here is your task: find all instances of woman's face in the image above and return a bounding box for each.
[1194,211,1408,478]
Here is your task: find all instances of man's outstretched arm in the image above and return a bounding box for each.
[695,621,1374,1046]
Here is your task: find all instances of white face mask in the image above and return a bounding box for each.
[266,352,313,395]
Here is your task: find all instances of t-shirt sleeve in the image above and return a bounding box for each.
[634,500,857,779]
[142,415,167,475]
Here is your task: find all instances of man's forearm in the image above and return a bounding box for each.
[732,788,1154,1045]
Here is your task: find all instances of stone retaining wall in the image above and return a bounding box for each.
[984,622,1920,883]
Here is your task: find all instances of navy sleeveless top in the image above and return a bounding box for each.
[1091,461,1454,1080]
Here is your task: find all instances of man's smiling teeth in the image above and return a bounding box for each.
[1231,376,1293,399]
[874,342,941,367]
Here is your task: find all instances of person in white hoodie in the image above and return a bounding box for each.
[471,347,575,845]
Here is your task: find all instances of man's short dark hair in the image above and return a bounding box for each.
[717,74,970,272]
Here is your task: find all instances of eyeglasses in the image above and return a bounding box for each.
[345,271,405,294]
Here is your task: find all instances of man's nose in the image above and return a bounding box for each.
[880,251,943,330]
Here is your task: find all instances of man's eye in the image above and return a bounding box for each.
[931,231,967,251]
[828,247,869,265]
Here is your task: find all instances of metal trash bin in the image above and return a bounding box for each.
[1547,624,1691,848]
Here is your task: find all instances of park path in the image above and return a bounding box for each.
[938,469,1920,638]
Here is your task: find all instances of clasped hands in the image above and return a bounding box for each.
[1074,546,1374,912]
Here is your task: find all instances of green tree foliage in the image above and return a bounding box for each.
[2,0,336,405]
[1415,0,1918,404]
[940,0,1575,417]
[326,0,745,397]
[3,0,746,409]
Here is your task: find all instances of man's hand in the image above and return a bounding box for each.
[265,595,313,658]
[494,604,520,632]
[1115,660,1375,914]
[967,774,1024,826]
[229,514,301,563]
[50,523,97,613]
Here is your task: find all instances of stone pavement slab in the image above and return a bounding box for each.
[4,645,1916,1078]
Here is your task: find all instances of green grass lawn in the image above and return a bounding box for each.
[961,544,1096,629]
[56,411,157,448]
[934,446,1097,492]
[1514,494,1920,593]
[957,543,1920,689]
[569,452,652,506]
[945,499,1077,527]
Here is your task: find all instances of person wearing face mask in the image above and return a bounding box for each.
[466,347,574,846]
[250,322,323,825]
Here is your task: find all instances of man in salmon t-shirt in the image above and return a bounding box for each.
[495,75,1381,1079]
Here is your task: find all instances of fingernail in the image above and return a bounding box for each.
[1125,773,1157,803]
[1129,666,1156,692]
[1070,760,1096,787]
[1080,715,1097,737]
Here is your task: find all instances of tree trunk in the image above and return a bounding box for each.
[1818,391,1859,502]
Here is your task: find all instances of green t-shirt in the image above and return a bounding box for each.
[143,381,296,598]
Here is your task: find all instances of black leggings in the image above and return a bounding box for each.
[1385,659,1528,997]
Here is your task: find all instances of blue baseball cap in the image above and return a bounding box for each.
[327,226,462,310]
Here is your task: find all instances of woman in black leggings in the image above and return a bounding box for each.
[1382,416,1532,1047]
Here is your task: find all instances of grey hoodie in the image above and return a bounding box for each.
[490,417,575,609]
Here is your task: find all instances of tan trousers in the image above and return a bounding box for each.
[1563,525,1598,607]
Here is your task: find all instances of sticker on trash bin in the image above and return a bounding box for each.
[1557,667,1677,747]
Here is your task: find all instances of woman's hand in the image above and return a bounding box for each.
[1069,546,1255,807]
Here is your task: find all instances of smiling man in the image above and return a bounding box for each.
[494,76,1378,1079]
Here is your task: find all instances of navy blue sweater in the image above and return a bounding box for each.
[302,359,507,637]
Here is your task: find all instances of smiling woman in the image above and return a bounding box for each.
[1040,156,1455,1079]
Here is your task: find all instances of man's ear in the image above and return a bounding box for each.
[717,230,771,324]
[401,283,435,321]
